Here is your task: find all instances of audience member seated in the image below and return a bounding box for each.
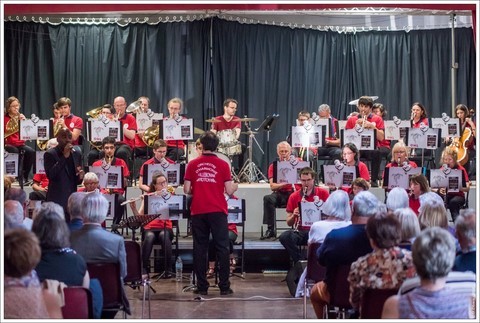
[453,208,476,273]
[31,202,103,318]
[129,173,174,278]
[349,177,370,203]
[408,174,430,215]
[4,229,63,319]
[434,146,470,222]
[382,227,472,319]
[393,208,421,249]
[67,192,86,231]
[70,192,130,318]
[386,187,409,211]
[308,190,352,244]
[4,200,27,230]
[418,192,449,231]
[5,187,31,229]
[348,211,416,315]
[261,141,301,239]
[279,167,329,265]
[29,138,58,202]
[310,191,380,318]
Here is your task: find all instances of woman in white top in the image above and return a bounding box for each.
[308,190,352,244]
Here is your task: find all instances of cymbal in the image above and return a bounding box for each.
[194,127,205,135]
[205,118,220,123]
[348,96,379,105]
[238,117,258,122]
[241,131,258,135]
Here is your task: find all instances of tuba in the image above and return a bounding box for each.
[142,125,159,147]
[5,116,19,139]
[37,118,63,150]
[86,106,103,119]
[126,100,142,114]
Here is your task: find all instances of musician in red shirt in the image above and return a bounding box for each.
[164,97,186,161]
[138,139,175,193]
[55,97,84,152]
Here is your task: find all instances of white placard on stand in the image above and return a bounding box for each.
[89,165,124,189]
[136,112,163,132]
[4,152,19,177]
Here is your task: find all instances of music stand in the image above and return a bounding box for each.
[116,214,162,242]
[256,114,279,168]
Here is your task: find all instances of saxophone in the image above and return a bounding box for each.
[293,186,308,232]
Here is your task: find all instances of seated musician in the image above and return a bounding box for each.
[433,146,470,222]
[129,173,174,278]
[55,97,84,154]
[133,96,154,160]
[261,141,302,240]
[382,140,418,190]
[345,96,390,187]
[286,110,316,161]
[91,136,129,226]
[29,138,58,202]
[164,97,187,161]
[279,167,329,265]
[326,143,370,195]
[316,104,342,163]
[452,104,476,179]
[87,104,116,166]
[138,139,175,193]
[211,98,246,171]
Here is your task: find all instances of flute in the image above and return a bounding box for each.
[120,191,160,205]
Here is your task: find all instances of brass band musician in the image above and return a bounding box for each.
[4,96,36,183]
[55,97,84,153]
[138,139,175,193]
[133,96,155,159]
[86,104,116,166]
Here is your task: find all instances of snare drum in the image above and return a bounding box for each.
[217,129,237,147]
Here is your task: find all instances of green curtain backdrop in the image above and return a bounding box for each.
[4,19,476,171]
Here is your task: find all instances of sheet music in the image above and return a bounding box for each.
[291,125,324,148]
[273,159,311,184]
[162,118,193,140]
[430,116,461,138]
[144,163,183,186]
[299,200,325,228]
[19,119,52,140]
[384,166,423,190]
[4,152,19,176]
[136,112,163,132]
[145,194,185,220]
[405,127,440,149]
[341,128,376,150]
[384,119,411,140]
[35,151,46,174]
[429,168,464,192]
[88,119,122,142]
[227,198,244,224]
[322,164,357,188]
[89,165,124,189]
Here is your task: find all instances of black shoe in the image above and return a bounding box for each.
[370,180,379,188]
[260,229,276,240]
[193,289,208,295]
[220,288,234,295]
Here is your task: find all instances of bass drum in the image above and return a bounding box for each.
[214,152,232,168]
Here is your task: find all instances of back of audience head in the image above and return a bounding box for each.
[4,200,25,230]
[352,191,381,218]
[4,229,41,278]
[418,192,448,230]
[394,208,421,243]
[321,190,351,221]
[386,187,409,211]
[82,192,109,224]
[5,187,27,206]
[366,211,401,249]
[32,202,70,250]
[351,177,369,195]
[412,227,455,281]
[68,192,86,220]
[455,208,476,251]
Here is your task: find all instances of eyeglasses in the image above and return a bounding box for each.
[155,181,167,185]
[342,152,354,156]
[394,151,406,154]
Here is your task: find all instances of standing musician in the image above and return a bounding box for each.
[29,138,58,202]
[55,97,84,153]
[87,104,116,166]
[138,139,175,193]
[44,128,84,222]
[4,96,35,183]
[279,167,329,265]
[164,97,186,161]
[434,146,470,222]
[261,141,302,240]
[129,173,175,278]
[451,104,476,178]
[133,96,154,159]
[211,98,246,171]
[345,96,390,187]
[410,102,433,160]
[113,96,137,165]
[92,136,130,226]
[184,131,238,296]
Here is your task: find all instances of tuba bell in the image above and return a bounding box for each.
[37,118,63,150]
[142,125,159,147]
[5,116,19,139]
[126,100,142,114]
